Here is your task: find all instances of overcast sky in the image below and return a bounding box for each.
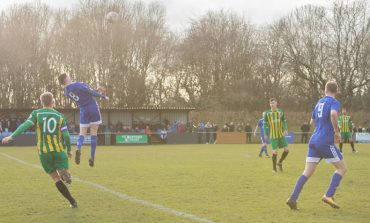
[0,0,330,30]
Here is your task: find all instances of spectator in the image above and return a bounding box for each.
[0,120,3,133]
[2,118,9,132]
[9,118,17,132]
[358,126,363,133]
[245,123,252,143]
[212,123,218,144]
[205,121,213,144]
[229,122,235,132]
[222,123,229,132]
[171,121,178,133]
[236,123,244,132]
[301,121,310,143]
[177,121,186,133]
[144,125,152,144]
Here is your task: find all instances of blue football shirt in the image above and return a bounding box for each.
[309,96,341,145]
[64,82,105,107]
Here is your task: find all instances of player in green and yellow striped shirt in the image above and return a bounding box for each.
[1,92,77,208]
[263,98,289,173]
[338,109,357,153]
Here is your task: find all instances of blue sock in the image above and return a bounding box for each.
[326,172,343,197]
[263,146,269,156]
[90,135,97,161]
[259,146,264,156]
[289,175,308,202]
[77,135,85,151]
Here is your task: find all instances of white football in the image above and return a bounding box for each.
[106,11,119,23]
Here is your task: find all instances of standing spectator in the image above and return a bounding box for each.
[9,118,17,132]
[212,123,218,144]
[144,125,152,144]
[245,123,252,143]
[197,121,205,143]
[237,123,244,132]
[300,121,310,143]
[0,119,3,133]
[205,122,213,144]
[229,122,235,132]
[222,123,229,132]
[171,121,178,133]
[358,126,363,133]
[177,121,186,133]
[3,118,9,132]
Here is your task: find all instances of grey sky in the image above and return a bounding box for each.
[0,0,329,30]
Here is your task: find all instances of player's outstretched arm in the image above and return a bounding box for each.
[80,83,108,99]
[62,130,72,158]
[1,121,33,144]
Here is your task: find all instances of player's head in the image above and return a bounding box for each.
[325,80,338,95]
[58,73,71,85]
[342,108,347,115]
[40,92,55,108]
[269,98,277,110]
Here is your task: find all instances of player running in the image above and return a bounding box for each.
[263,98,289,173]
[338,109,357,153]
[58,73,109,167]
[286,81,347,210]
[254,113,270,158]
[2,92,77,208]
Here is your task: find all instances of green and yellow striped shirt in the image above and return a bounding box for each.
[338,115,352,133]
[263,109,288,139]
[26,108,68,154]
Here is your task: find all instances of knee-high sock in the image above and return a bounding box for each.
[90,135,97,161]
[263,146,269,156]
[55,180,75,204]
[259,145,265,156]
[350,142,355,151]
[272,154,277,171]
[77,135,85,151]
[289,175,308,202]
[279,151,289,163]
[326,172,343,197]
[339,143,343,152]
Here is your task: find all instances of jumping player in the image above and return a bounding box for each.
[2,92,77,208]
[286,81,347,210]
[58,73,109,167]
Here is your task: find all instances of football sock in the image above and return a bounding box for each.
[259,146,264,156]
[264,146,269,156]
[350,142,355,151]
[55,180,75,204]
[272,154,277,171]
[339,143,343,152]
[279,151,289,163]
[289,175,308,202]
[90,135,97,161]
[77,135,85,151]
[326,172,343,197]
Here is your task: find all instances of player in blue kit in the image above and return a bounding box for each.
[58,73,109,167]
[286,81,347,210]
[254,113,270,157]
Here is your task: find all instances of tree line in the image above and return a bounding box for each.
[1,0,370,112]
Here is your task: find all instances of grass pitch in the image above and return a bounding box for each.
[0,144,369,223]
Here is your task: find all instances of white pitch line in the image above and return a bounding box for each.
[0,152,216,223]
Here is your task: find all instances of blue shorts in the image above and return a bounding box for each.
[307,143,343,163]
[80,102,102,127]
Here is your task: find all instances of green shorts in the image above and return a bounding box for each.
[39,151,69,174]
[270,137,288,150]
[341,132,352,140]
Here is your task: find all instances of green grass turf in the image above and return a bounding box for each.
[0,144,369,223]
